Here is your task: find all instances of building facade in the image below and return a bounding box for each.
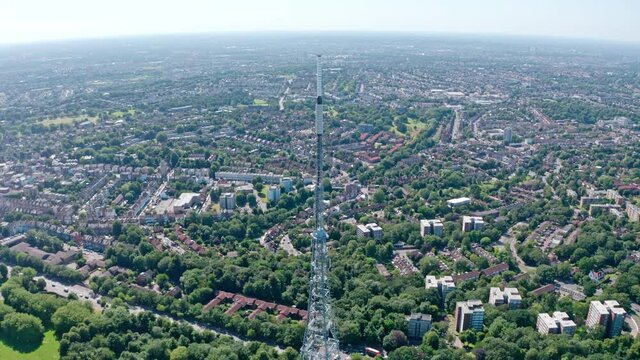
[488,287,522,309]
[407,313,432,339]
[537,312,576,335]
[425,275,456,301]
[420,219,444,237]
[462,216,484,232]
[586,300,627,337]
[455,300,484,333]
[219,193,236,211]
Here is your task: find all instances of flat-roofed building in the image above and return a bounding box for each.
[537,312,576,335]
[447,197,472,208]
[586,300,627,337]
[455,300,484,333]
[425,275,456,300]
[420,219,444,237]
[280,177,293,193]
[219,193,236,211]
[356,223,383,241]
[580,196,605,208]
[488,287,522,309]
[356,224,370,238]
[407,313,432,339]
[267,185,282,202]
[462,216,484,232]
[627,203,640,222]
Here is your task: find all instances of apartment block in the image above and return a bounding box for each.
[280,177,293,193]
[462,216,484,232]
[420,219,444,237]
[356,223,383,241]
[488,287,522,309]
[627,203,640,222]
[537,312,576,335]
[219,193,236,211]
[267,185,281,202]
[586,300,627,337]
[406,313,432,339]
[425,275,456,300]
[455,300,484,333]
[580,196,605,208]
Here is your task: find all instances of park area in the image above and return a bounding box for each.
[0,330,59,360]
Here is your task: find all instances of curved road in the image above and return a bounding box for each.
[499,222,534,274]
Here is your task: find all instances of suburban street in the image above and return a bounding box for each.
[498,222,534,273]
[31,274,285,352]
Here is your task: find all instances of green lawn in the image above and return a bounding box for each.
[0,330,59,360]
[391,117,430,140]
[111,109,136,118]
[39,115,97,126]
[252,99,268,106]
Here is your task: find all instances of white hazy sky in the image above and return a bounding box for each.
[1,0,639,44]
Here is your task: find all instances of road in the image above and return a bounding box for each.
[451,107,463,141]
[278,86,290,111]
[499,222,534,273]
[130,305,285,353]
[35,276,102,311]
[35,275,285,352]
[628,303,640,337]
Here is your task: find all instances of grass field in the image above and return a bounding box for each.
[252,99,268,106]
[39,116,97,127]
[0,330,59,360]
[111,109,136,118]
[391,117,429,140]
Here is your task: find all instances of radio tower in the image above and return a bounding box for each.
[301,55,341,360]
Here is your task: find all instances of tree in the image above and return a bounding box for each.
[0,263,7,280]
[247,194,257,207]
[237,193,248,207]
[0,303,15,321]
[373,189,387,204]
[52,302,93,336]
[388,346,425,360]
[112,221,123,238]
[383,330,408,351]
[170,346,188,360]
[422,331,440,351]
[1,312,44,344]
[156,132,168,143]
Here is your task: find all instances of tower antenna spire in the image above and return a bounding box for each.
[301,55,341,360]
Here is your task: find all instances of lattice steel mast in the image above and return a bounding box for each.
[301,55,341,360]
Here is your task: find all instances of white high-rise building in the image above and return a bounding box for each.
[462,216,484,232]
[504,127,513,144]
[488,287,522,309]
[420,219,444,237]
[537,312,576,335]
[219,193,236,211]
[356,223,383,241]
[280,177,293,193]
[267,185,282,202]
[425,275,456,300]
[586,300,626,337]
[455,300,484,333]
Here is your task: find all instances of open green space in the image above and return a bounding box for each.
[391,117,431,140]
[252,99,268,106]
[39,116,97,127]
[0,330,59,360]
[111,109,136,118]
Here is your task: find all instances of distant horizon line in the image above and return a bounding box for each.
[2,29,640,48]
